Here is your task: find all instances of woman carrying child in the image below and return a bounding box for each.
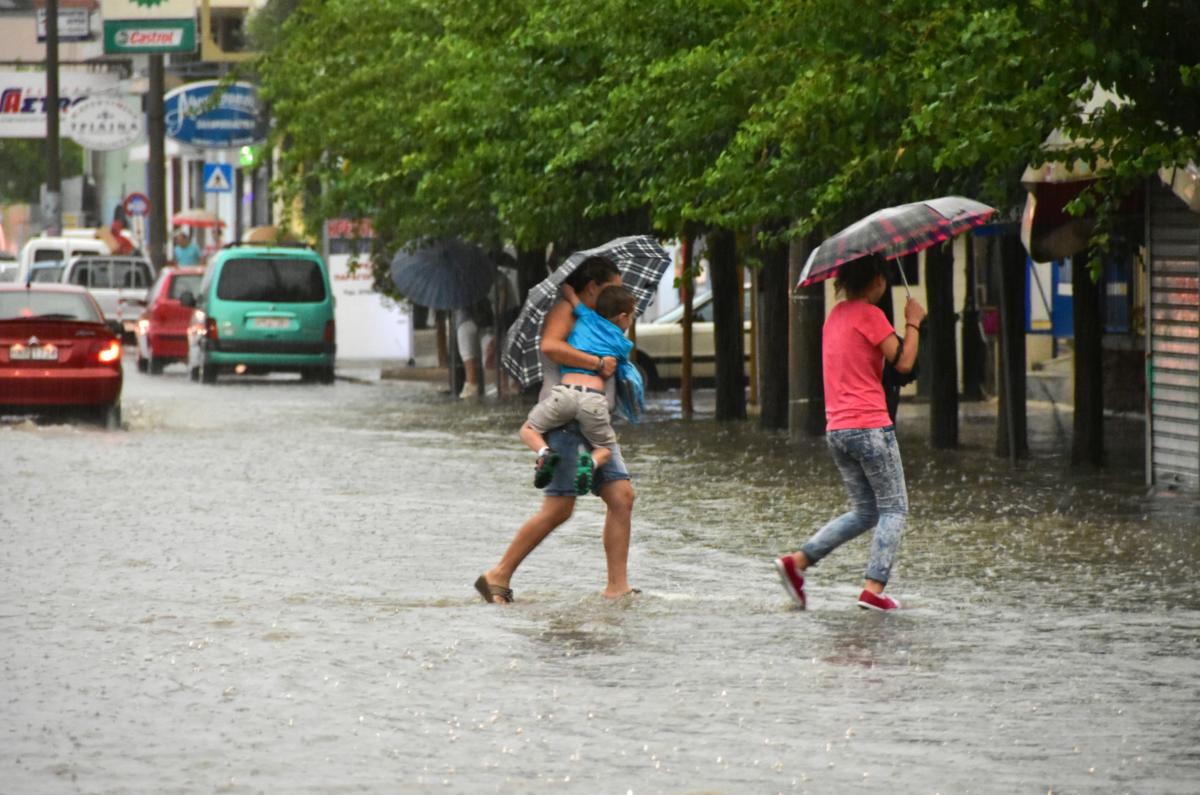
[475,256,639,604]
[519,280,640,491]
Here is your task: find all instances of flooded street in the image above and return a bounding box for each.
[3,360,1198,793]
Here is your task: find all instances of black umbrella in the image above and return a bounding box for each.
[389,239,496,310]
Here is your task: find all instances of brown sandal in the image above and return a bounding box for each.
[474,575,514,604]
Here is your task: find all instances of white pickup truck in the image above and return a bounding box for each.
[16,234,110,283]
[62,255,157,338]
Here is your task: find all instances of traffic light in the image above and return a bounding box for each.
[239,144,264,170]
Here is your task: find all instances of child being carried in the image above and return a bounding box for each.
[521,283,640,494]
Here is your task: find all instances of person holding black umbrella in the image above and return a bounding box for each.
[475,255,637,604]
[774,253,925,612]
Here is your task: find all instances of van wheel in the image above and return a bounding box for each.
[201,359,218,384]
[302,366,335,384]
[136,356,149,373]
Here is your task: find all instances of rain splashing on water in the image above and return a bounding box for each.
[1,370,1197,792]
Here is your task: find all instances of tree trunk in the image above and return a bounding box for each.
[709,229,746,421]
[514,247,545,304]
[789,235,825,438]
[996,233,1028,460]
[1071,255,1105,466]
[758,234,790,429]
[961,235,987,400]
[680,235,695,418]
[927,243,959,448]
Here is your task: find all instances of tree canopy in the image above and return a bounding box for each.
[252,0,1200,259]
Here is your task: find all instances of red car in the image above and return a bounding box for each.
[136,266,204,374]
[0,284,123,427]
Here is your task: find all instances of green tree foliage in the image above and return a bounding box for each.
[253,0,1200,259]
[0,139,85,205]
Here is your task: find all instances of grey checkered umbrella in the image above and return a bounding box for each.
[501,235,671,387]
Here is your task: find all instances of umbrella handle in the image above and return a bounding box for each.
[895,260,912,299]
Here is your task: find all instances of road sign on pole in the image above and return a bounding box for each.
[123,192,150,217]
[203,163,233,193]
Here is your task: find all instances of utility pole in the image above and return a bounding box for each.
[147,55,167,270]
[44,0,62,235]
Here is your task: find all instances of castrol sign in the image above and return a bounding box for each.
[115,28,184,48]
[101,0,196,54]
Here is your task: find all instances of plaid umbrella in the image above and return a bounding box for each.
[797,197,996,289]
[502,235,671,387]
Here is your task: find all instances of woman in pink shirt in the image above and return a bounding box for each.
[774,254,926,611]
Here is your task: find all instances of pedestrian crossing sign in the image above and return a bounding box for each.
[203,163,233,193]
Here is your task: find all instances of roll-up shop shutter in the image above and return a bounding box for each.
[1147,183,1200,493]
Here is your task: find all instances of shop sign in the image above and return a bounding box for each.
[0,69,121,139]
[164,80,265,149]
[103,19,195,54]
[101,0,196,54]
[37,7,93,42]
[65,96,142,150]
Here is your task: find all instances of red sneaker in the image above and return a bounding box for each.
[856,589,901,611]
[773,556,807,609]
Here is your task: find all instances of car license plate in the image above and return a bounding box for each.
[253,317,290,329]
[9,344,58,361]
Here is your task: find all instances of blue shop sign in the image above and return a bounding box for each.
[164,80,265,149]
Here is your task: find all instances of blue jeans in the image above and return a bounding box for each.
[801,426,908,584]
[543,421,631,497]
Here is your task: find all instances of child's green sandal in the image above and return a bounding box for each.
[574,449,594,496]
[533,450,560,488]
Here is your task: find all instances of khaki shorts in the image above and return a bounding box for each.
[526,384,617,449]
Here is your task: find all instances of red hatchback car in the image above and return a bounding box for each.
[136,266,204,374]
[0,284,123,427]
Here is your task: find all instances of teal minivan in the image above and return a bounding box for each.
[183,245,336,384]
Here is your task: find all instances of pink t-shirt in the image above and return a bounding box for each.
[823,299,897,431]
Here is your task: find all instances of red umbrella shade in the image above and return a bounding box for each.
[797,197,996,287]
[171,209,225,229]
